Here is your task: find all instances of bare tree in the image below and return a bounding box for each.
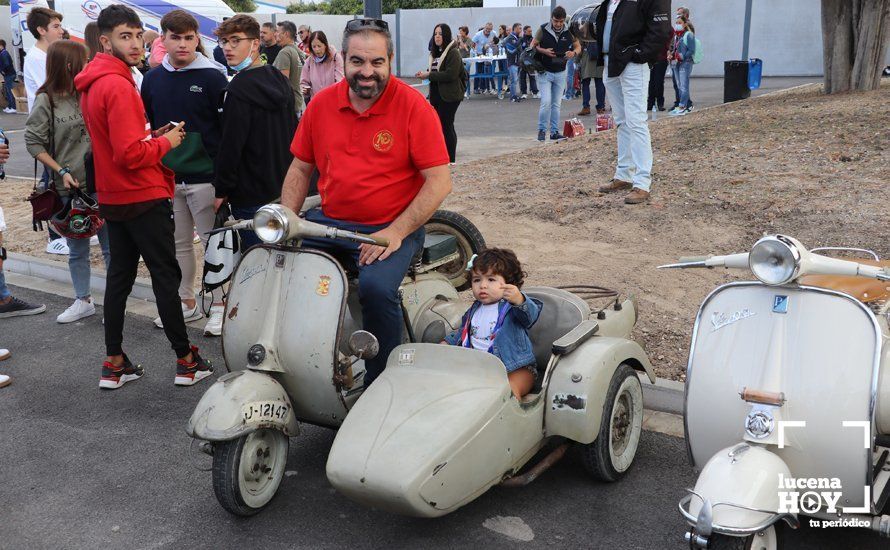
[821,0,890,93]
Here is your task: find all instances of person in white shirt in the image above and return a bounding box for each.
[23,7,64,113]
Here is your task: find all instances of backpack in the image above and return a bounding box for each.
[685,32,703,64]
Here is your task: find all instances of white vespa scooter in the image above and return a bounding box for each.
[661,235,890,549]
[187,203,655,517]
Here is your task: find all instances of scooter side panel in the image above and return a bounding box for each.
[326,344,542,517]
[686,284,877,508]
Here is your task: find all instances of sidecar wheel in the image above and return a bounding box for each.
[579,364,643,482]
[212,429,289,516]
[425,210,485,291]
[707,524,784,550]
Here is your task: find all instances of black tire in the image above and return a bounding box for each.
[424,210,486,291]
[579,364,643,482]
[707,524,784,550]
[212,429,288,516]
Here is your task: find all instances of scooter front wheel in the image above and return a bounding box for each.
[212,429,289,516]
[706,525,783,550]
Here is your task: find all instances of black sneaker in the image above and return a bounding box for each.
[0,297,47,318]
[550,132,567,141]
[175,345,214,386]
[99,354,144,390]
[537,130,546,142]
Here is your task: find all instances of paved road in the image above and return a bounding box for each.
[0,76,818,181]
[1,286,884,549]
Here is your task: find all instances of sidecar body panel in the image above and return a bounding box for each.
[326,344,545,517]
[224,246,350,428]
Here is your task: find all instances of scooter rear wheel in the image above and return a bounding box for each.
[425,210,486,291]
[579,364,643,482]
[212,429,289,516]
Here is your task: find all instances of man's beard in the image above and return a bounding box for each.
[348,72,388,100]
[110,43,140,67]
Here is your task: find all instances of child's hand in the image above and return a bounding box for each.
[501,284,525,305]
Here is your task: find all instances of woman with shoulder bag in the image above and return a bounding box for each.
[25,40,109,324]
[299,31,344,101]
[416,24,466,165]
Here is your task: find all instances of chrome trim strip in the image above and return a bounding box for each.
[811,247,879,261]
[678,493,801,535]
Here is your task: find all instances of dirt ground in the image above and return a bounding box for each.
[2,82,887,379]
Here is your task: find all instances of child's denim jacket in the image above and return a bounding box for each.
[445,293,543,372]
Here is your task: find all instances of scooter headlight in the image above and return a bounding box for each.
[749,235,801,285]
[253,205,289,244]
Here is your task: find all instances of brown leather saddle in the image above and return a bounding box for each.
[799,259,890,304]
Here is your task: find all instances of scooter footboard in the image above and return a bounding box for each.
[187,370,299,441]
[684,443,798,534]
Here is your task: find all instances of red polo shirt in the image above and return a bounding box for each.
[290,77,449,225]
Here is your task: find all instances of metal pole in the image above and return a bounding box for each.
[395,8,401,77]
[741,0,752,60]
[364,0,382,19]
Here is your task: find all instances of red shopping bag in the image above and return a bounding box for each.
[563,118,585,138]
[595,112,614,132]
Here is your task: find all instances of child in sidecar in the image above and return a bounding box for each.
[443,248,542,399]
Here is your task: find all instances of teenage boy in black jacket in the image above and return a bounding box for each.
[142,9,229,336]
[595,0,670,205]
[213,15,296,249]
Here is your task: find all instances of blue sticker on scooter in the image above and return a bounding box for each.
[773,295,788,314]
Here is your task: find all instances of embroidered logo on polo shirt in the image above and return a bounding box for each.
[190,85,203,93]
[373,130,394,152]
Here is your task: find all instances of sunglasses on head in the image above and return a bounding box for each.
[345,18,389,32]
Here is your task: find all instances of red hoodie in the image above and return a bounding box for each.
[74,53,174,205]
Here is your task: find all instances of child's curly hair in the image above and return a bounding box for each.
[471,248,527,288]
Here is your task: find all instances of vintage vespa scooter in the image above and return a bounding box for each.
[187,203,655,517]
[661,235,890,549]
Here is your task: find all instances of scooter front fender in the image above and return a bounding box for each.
[186,370,299,441]
[682,443,798,535]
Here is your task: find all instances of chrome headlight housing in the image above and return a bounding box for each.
[749,235,801,285]
[253,204,290,244]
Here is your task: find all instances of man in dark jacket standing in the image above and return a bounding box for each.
[0,40,16,114]
[595,0,670,204]
[531,6,581,142]
[213,15,296,249]
[76,5,214,390]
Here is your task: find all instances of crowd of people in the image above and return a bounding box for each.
[0,2,695,388]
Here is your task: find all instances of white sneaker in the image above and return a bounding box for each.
[46,238,69,255]
[0,348,9,361]
[3,107,16,114]
[521,94,527,99]
[90,235,99,246]
[0,374,10,388]
[57,298,96,323]
[533,93,540,99]
[203,305,225,337]
[154,302,202,329]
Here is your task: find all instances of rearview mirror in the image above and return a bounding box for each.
[348,330,379,360]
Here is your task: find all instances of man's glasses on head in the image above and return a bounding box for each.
[345,18,389,33]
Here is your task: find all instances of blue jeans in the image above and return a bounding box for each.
[3,74,15,110]
[564,62,576,99]
[675,61,693,108]
[0,264,9,300]
[230,204,264,251]
[582,77,606,110]
[303,208,424,387]
[671,63,694,107]
[67,221,110,299]
[537,69,567,134]
[508,65,520,100]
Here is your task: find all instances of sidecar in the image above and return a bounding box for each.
[326,287,655,517]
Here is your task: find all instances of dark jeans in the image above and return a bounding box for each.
[303,208,424,387]
[104,200,190,358]
[230,204,264,251]
[671,64,693,108]
[520,68,538,95]
[581,77,605,110]
[3,74,15,110]
[430,91,460,163]
[474,62,489,92]
[648,60,668,109]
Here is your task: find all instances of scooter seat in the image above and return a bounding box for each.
[799,259,890,304]
[525,287,591,370]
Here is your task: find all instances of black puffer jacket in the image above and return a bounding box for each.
[595,0,671,77]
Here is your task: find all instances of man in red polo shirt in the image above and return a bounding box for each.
[281,18,452,387]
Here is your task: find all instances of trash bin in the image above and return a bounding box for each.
[747,58,763,90]
[723,60,751,103]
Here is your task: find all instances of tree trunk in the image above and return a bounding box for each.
[821,0,890,93]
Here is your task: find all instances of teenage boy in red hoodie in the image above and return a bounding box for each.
[75,5,213,390]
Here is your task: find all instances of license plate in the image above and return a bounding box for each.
[242,400,291,424]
